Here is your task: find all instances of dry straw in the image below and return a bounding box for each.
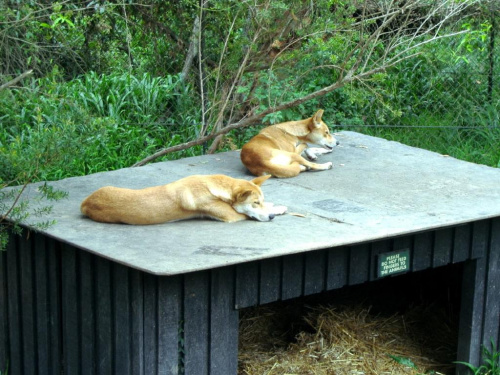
[239,301,456,375]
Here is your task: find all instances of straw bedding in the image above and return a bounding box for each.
[239,268,459,375]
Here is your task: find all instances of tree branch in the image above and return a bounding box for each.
[0,70,33,91]
[0,182,28,222]
[132,0,480,167]
[132,75,349,167]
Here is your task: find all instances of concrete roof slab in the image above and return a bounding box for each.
[3,131,499,275]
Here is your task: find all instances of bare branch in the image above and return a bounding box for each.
[0,70,33,91]
[132,75,349,167]
[0,182,29,222]
[133,0,480,167]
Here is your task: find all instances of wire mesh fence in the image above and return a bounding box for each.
[334,8,500,168]
[0,1,498,186]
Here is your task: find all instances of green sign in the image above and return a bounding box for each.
[378,249,410,278]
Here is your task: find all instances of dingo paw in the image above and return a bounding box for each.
[323,162,333,170]
[272,205,288,215]
[265,202,288,215]
[312,147,334,155]
[304,149,318,160]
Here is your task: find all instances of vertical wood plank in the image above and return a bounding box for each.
[157,275,182,375]
[184,272,210,375]
[326,247,349,290]
[433,227,453,268]
[304,250,326,296]
[5,235,21,374]
[235,262,259,309]
[482,218,500,352]
[457,258,486,370]
[19,234,36,374]
[453,224,471,263]
[471,220,490,259]
[413,231,433,271]
[113,263,131,375]
[143,274,158,375]
[259,258,281,305]
[33,234,49,374]
[130,269,144,375]
[79,251,95,375]
[46,237,61,375]
[348,244,370,285]
[95,256,112,375]
[281,253,304,300]
[0,234,9,372]
[210,267,238,375]
[61,244,80,374]
[392,236,412,255]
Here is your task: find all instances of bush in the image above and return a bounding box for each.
[0,70,201,185]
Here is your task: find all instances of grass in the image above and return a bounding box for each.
[1,52,499,187]
[0,71,202,185]
[455,340,500,375]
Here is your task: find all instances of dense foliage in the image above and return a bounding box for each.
[0,3,499,371]
[0,0,499,188]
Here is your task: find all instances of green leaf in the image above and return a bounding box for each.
[387,354,417,369]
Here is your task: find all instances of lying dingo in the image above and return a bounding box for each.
[80,174,287,224]
[240,109,339,178]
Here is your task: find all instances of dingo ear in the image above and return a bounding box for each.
[235,189,252,203]
[251,175,272,186]
[312,109,324,127]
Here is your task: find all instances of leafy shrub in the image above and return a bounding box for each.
[0,70,201,185]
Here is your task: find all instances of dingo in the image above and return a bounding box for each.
[80,174,287,224]
[240,109,339,178]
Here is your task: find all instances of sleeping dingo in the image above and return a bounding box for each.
[240,109,339,178]
[80,174,287,224]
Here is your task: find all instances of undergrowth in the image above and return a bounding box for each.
[0,69,201,185]
[455,340,500,375]
[1,49,499,187]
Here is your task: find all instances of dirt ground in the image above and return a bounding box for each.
[239,264,462,375]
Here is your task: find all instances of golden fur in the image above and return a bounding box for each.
[240,109,338,178]
[80,174,287,224]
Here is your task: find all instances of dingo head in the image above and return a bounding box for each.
[306,109,339,150]
[232,175,275,221]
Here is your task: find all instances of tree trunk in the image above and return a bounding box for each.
[180,16,201,82]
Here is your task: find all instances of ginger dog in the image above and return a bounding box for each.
[80,174,287,224]
[240,109,339,178]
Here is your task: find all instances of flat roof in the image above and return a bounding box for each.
[4,131,500,275]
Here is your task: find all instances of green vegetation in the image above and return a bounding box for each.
[1,2,497,182]
[1,48,497,187]
[388,354,442,374]
[0,70,200,185]
[1,0,498,254]
[456,340,500,374]
[0,3,499,373]
[0,181,68,250]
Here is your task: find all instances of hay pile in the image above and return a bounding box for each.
[239,301,457,375]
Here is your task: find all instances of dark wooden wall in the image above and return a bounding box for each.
[0,232,239,375]
[1,218,499,374]
[233,220,489,308]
